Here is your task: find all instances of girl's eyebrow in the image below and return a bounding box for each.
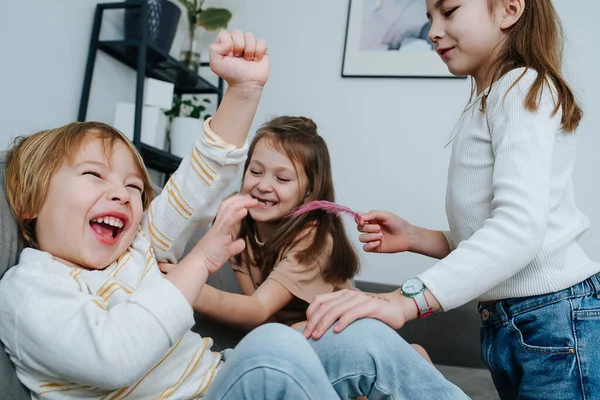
[249,159,296,173]
[426,0,447,18]
[434,0,447,9]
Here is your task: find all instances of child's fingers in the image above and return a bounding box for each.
[359,210,387,224]
[358,232,382,244]
[216,194,255,214]
[230,29,245,58]
[158,262,176,274]
[357,223,381,234]
[243,32,256,61]
[210,30,233,57]
[358,211,377,223]
[362,241,380,252]
[228,238,246,257]
[215,195,258,228]
[254,39,267,61]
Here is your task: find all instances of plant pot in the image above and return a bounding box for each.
[170,117,203,158]
[125,0,181,56]
[180,48,201,72]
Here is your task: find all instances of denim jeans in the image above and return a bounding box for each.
[204,320,468,399]
[204,323,340,399]
[479,272,600,400]
[307,318,469,399]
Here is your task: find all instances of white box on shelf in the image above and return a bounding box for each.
[144,78,175,110]
[113,103,168,150]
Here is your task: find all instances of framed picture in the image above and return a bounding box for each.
[342,0,460,78]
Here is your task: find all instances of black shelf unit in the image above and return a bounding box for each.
[77,0,224,175]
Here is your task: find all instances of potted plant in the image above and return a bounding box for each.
[166,96,212,158]
[178,0,232,71]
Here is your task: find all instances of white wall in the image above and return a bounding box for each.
[0,1,138,148]
[1,1,599,285]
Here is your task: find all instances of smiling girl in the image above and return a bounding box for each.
[187,116,360,329]
[304,1,597,398]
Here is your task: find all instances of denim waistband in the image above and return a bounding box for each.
[478,272,600,324]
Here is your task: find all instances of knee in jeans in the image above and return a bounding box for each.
[247,323,308,353]
[344,319,405,345]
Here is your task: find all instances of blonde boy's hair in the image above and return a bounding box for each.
[5,121,154,249]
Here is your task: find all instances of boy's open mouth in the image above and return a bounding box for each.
[90,216,125,240]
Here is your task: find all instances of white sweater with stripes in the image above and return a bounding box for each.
[418,68,600,311]
[0,119,247,399]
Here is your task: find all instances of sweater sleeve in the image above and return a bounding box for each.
[419,71,561,310]
[0,261,194,389]
[141,118,248,263]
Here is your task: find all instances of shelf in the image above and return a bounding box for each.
[98,40,220,95]
[138,143,182,174]
[78,2,223,177]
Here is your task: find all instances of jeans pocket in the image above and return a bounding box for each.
[572,305,600,398]
[509,299,575,354]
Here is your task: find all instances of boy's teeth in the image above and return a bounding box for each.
[92,217,124,228]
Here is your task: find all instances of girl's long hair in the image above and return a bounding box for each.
[234,116,359,283]
[483,0,582,132]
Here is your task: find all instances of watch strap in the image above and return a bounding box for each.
[411,290,433,318]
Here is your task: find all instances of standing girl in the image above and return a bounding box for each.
[304,1,598,399]
[182,116,360,330]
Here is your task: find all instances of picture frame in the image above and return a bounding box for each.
[341,0,461,78]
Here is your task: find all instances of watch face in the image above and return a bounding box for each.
[402,278,424,295]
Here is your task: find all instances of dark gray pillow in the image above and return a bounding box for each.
[0,151,30,398]
[0,151,21,279]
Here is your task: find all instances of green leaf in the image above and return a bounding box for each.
[202,98,211,103]
[197,8,232,31]
[189,108,201,119]
[177,0,195,9]
[204,114,212,121]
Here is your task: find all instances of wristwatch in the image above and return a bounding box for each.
[400,278,433,318]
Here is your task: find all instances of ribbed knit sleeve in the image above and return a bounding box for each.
[141,117,248,263]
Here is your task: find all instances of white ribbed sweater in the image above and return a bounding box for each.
[419,68,599,311]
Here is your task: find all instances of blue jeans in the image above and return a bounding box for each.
[204,320,468,399]
[479,272,600,400]
[204,323,339,399]
[307,318,469,399]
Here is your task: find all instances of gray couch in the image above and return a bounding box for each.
[0,151,498,399]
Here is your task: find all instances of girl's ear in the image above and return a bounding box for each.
[500,0,525,30]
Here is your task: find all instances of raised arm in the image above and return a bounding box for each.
[141,30,269,262]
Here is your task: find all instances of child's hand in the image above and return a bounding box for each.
[358,210,413,253]
[209,30,269,89]
[158,262,176,274]
[191,195,258,275]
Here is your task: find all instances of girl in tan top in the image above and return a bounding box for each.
[186,116,360,330]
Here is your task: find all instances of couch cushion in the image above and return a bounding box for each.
[436,365,498,400]
[0,151,30,399]
[0,151,21,279]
